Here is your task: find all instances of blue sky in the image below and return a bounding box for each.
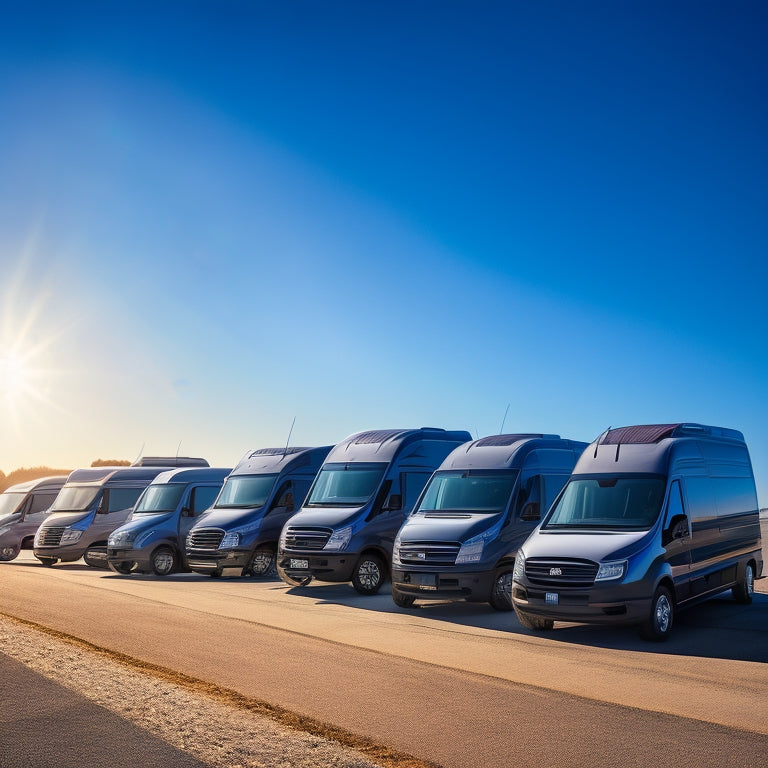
[0,1,766,502]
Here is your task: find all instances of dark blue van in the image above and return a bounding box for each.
[512,423,764,640]
[391,434,587,610]
[185,446,332,578]
[277,427,472,595]
[106,467,231,576]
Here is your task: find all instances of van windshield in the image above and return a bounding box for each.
[215,474,277,509]
[133,484,186,514]
[307,463,387,507]
[543,476,666,530]
[50,486,100,512]
[0,493,25,521]
[416,471,518,514]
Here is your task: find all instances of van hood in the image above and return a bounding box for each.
[523,529,652,562]
[288,507,363,529]
[40,511,94,529]
[399,513,503,544]
[119,512,174,534]
[194,506,265,530]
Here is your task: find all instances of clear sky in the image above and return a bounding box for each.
[0,2,766,502]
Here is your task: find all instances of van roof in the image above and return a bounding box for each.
[231,446,333,476]
[149,467,232,485]
[2,475,68,494]
[327,428,472,464]
[63,466,175,486]
[131,456,209,467]
[441,434,587,470]
[600,423,745,445]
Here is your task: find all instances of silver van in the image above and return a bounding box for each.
[511,423,763,640]
[33,459,208,567]
[0,476,67,561]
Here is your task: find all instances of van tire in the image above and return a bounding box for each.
[108,560,135,575]
[514,606,554,631]
[38,557,57,567]
[0,544,21,561]
[733,563,755,604]
[352,554,386,595]
[151,546,177,576]
[246,548,275,578]
[489,568,514,611]
[392,589,416,608]
[638,586,674,641]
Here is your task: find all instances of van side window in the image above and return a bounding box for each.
[712,477,758,517]
[100,488,144,513]
[268,482,294,514]
[402,473,432,514]
[191,485,219,515]
[685,477,716,522]
[518,476,542,521]
[29,492,57,514]
[663,480,685,528]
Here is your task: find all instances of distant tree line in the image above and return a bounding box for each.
[0,460,130,493]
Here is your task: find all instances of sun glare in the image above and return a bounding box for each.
[0,350,31,402]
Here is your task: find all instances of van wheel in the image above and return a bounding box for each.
[733,563,755,605]
[638,586,674,641]
[514,606,554,631]
[392,589,416,608]
[246,548,275,577]
[352,554,386,595]
[151,547,176,576]
[489,568,514,611]
[37,557,57,567]
[108,560,135,575]
[84,546,110,569]
[0,544,21,561]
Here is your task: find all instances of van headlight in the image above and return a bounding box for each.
[455,518,504,565]
[595,560,627,581]
[392,531,403,565]
[60,528,84,545]
[513,551,525,582]
[324,525,352,551]
[109,529,136,548]
[220,532,240,549]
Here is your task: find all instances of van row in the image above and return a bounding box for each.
[0,423,763,641]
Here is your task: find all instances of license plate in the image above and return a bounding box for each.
[414,573,437,590]
[290,559,309,569]
[545,592,559,605]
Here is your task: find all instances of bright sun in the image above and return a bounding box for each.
[0,350,33,404]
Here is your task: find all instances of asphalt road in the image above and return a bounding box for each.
[1,552,767,768]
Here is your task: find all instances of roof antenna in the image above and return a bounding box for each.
[593,427,611,458]
[282,416,296,457]
[176,440,182,459]
[499,404,510,435]
[132,442,146,467]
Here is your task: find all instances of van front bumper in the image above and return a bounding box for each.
[511,579,651,624]
[185,548,251,574]
[277,550,356,583]
[391,565,495,601]
[32,545,85,563]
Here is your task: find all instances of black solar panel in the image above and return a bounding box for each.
[353,430,407,445]
[249,447,307,457]
[602,424,681,445]
[475,434,544,447]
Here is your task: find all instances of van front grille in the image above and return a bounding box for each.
[37,527,65,546]
[188,528,225,550]
[283,527,332,550]
[398,541,461,565]
[525,558,599,588]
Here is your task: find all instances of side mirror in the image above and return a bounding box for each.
[663,515,690,546]
[181,506,192,517]
[384,494,402,512]
[520,502,541,521]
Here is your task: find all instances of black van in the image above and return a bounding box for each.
[512,423,763,640]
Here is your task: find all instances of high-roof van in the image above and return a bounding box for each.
[391,434,587,610]
[0,476,68,562]
[277,427,472,595]
[106,467,231,576]
[511,423,763,640]
[185,447,332,578]
[33,458,208,568]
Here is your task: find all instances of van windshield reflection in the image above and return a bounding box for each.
[50,486,100,512]
[307,464,387,507]
[133,484,186,514]
[416,471,518,514]
[0,493,25,521]
[543,476,666,530]
[215,475,277,509]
